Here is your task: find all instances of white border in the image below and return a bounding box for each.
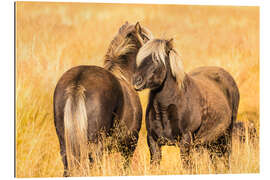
[6,0,263,6]
[1,0,269,179]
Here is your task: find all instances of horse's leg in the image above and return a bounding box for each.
[179,132,193,171]
[95,140,104,167]
[224,128,232,171]
[87,139,104,176]
[88,152,94,164]
[208,147,218,171]
[147,135,162,167]
[218,129,232,171]
[180,145,192,171]
[54,125,69,177]
[119,134,138,174]
[207,129,232,172]
[54,112,69,177]
[59,136,69,177]
[207,143,224,172]
[88,133,105,169]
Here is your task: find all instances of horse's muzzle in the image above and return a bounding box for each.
[133,75,144,91]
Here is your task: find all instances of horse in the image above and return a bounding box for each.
[53,22,153,176]
[132,38,240,170]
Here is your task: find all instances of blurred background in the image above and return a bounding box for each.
[16,2,259,177]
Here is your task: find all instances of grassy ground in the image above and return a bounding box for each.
[15,2,259,177]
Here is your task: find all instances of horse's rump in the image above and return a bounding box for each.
[188,66,239,143]
[62,65,124,131]
[54,65,124,173]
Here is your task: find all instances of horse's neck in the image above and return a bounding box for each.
[110,66,131,83]
[152,73,192,107]
[110,55,136,84]
[110,56,138,96]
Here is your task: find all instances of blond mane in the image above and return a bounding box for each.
[136,39,185,90]
[104,22,153,72]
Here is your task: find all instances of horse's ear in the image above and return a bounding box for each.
[119,21,129,33]
[166,38,174,51]
[135,22,142,34]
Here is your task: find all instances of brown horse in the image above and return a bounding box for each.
[53,22,153,176]
[133,38,239,170]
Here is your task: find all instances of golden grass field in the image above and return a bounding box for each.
[16,2,259,177]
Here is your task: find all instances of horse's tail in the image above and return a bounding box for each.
[64,84,89,175]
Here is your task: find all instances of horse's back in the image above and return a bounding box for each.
[55,65,122,92]
[189,66,237,90]
[54,65,124,138]
[189,66,239,114]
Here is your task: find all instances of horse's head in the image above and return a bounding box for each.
[104,22,153,74]
[119,21,153,48]
[133,38,185,91]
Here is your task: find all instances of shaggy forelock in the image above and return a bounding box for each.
[136,39,167,67]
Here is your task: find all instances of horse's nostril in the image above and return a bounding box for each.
[136,76,143,84]
[133,76,143,86]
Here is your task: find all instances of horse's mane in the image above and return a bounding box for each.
[104,22,153,72]
[136,39,185,90]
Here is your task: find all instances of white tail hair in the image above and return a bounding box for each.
[64,84,89,175]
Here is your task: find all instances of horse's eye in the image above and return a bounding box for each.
[149,65,156,72]
[153,66,163,74]
[127,33,133,38]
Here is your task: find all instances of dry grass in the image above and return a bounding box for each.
[15,2,259,177]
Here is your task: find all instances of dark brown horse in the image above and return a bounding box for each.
[53,22,153,176]
[133,38,240,170]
